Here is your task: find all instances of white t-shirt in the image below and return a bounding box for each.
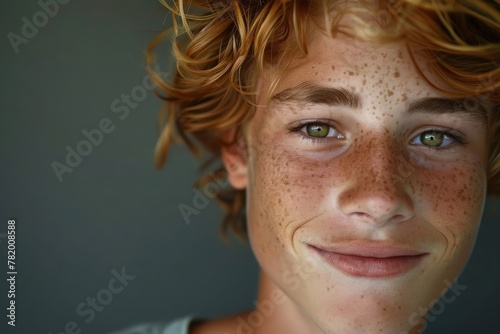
[110,316,199,334]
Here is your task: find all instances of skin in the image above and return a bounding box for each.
[193,29,488,334]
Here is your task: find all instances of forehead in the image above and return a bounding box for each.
[255,31,488,128]
[272,33,428,96]
[256,33,434,120]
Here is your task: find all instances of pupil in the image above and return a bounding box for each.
[422,132,443,147]
[307,124,328,138]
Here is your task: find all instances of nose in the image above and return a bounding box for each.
[337,136,414,226]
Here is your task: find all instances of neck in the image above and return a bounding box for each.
[251,271,425,334]
[251,271,324,334]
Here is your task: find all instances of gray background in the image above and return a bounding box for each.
[0,1,499,333]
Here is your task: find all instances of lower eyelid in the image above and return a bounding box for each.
[287,121,336,136]
[410,132,462,148]
[290,123,466,149]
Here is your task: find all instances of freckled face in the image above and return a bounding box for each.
[239,32,488,334]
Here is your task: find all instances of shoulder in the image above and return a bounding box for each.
[109,316,200,334]
[189,311,252,334]
[109,312,252,334]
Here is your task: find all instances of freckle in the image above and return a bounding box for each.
[388,90,394,96]
[348,71,354,76]
[362,79,366,85]
[331,65,335,70]
[394,71,400,78]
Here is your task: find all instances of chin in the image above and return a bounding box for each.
[311,299,423,334]
[289,273,454,334]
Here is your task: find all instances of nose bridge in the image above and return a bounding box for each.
[338,130,413,225]
[352,131,402,187]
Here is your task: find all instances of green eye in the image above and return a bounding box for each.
[420,131,444,147]
[306,124,330,138]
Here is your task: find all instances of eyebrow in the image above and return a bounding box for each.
[270,82,488,125]
[270,82,361,109]
[406,97,488,125]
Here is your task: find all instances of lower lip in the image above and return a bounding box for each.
[311,247,427,278]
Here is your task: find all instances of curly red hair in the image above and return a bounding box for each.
[146,0,500,238]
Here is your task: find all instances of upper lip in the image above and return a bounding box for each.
[308,242,428,258]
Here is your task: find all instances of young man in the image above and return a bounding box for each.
[115,0,499,333]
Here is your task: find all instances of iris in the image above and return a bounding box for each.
[306,124,330,138]
[421,131,444,147]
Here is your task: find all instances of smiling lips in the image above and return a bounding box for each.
[309,244,429,278]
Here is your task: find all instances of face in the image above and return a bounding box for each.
[224,29,488,333]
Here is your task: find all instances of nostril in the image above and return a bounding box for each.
[339,187,414,225]
[350,211,408,224]
[390,214,406,223]
[353,212,372,221]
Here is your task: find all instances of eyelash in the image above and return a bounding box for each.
[287,120,342,144]
[410,126,468,152]
[287,121,468,150]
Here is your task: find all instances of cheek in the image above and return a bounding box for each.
[248,145,342,224]
[420,164,484,229]
[246,142,340,268]
[415,159,486,264]
[245,143,290,267]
